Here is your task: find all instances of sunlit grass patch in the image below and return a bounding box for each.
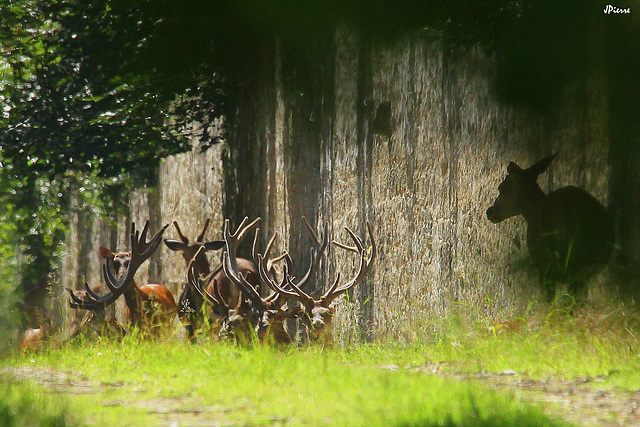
[341,299,640,388]
[4,340,569,426]
[0,379,77,427]
[3,300,639,425]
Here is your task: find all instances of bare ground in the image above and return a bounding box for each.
[3,365,640,426]
[405,363,640,427]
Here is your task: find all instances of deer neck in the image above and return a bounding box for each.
[521,186,546,223]
[124,281,143,326]
[194,256,211,276]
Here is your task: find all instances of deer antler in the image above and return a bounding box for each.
[222,217,263,306]
[296,216,329,289]
[188,247,229,316]
[257,217,329,308]
[68,221,168,312]
[223,219,296,315]
[173,221,190,244]
[172,218,211,244]
[322,222,376,303]
[196,218,211,242]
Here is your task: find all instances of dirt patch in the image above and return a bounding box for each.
[1,366,241,426]
[402,363,640,426]
[2,365,104,395]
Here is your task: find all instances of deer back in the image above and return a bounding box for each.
[208,257,259,309]
[526,185,614,281]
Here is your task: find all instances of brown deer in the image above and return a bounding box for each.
[264,222,376,343]
[486,154,614,300]
[164,218,270,341]
[18,308,52,352]
[196,217,288,343]
[194,217,327,344]
[67,222,175,331]
[97,247,177,325]
[163,219,224,340]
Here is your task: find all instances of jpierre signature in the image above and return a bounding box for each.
[604,4,631,13]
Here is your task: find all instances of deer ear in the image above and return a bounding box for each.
[204,240,225,251]
[526,153,558,177]
[163,239,187,252]
[99,247,113,259]
[507,162,522,174]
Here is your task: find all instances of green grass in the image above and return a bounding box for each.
[3,342,566,426]
[3,300,639,426]
[335,300,640,387]
[0,380,78,427]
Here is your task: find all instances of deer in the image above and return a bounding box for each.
[264,222,376,343]
[18,308,52,352]
[193,216,327,344]
[67,221,175,332]
[190,217,287,344]
[164,218,271,341]
[163,219,224,340]
[97,246,177,327]
[486,154,614,301]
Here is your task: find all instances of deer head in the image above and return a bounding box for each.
[164,219,225,275]
[98,247,132,277]
[67,221,168,327]
[264,221,376,342]
[486,153,557,223]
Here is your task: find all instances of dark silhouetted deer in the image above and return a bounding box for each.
[486,154,614,300]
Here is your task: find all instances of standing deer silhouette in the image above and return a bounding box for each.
[486,154,614,300]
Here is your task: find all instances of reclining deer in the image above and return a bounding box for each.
[67,222,176,333]
[486,154,614,300]
[18,308,52,352]
[164,218,270,341]
[188,217,308,344]
[264,221,376,343]
[194,216,375,344]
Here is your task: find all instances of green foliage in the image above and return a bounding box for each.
[0,0,528,184]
